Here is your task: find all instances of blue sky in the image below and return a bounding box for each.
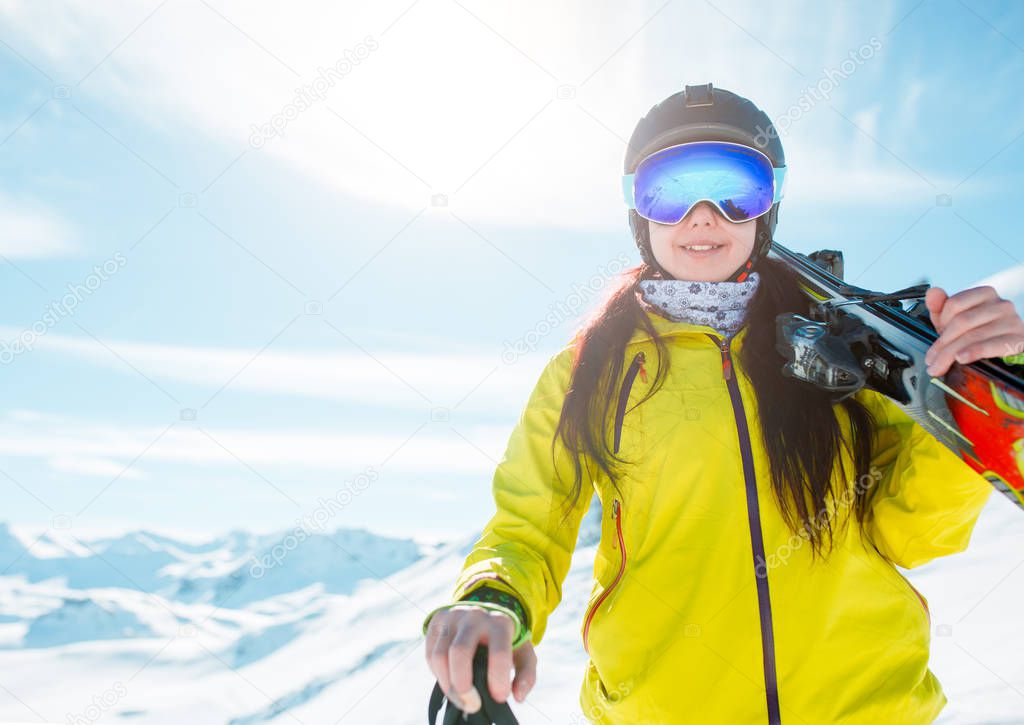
[0,0,1022,542]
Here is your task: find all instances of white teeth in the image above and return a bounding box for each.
[685,244,720,251]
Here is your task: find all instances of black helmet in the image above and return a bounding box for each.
[624,82,786,281]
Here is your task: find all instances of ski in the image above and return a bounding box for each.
[769,241,1024,511]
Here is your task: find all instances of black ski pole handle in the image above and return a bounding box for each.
[428,644,519,725]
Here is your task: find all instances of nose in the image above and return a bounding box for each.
[681,200,722,226]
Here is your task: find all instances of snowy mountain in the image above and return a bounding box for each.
[0,523,424,608]
[0,493,1021,723]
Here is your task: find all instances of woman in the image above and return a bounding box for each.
[422,83,1024,723]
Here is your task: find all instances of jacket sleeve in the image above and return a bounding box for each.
[440,344,596,646]
[857,387,994,569]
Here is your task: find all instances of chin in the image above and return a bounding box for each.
[658,251,744,282]
[660,264,731,282]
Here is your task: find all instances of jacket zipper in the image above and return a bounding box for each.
[614,351,646,454]
[583,498,626,654]
[709,332,782,725]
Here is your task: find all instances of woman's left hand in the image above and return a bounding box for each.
[924,285,1024,377]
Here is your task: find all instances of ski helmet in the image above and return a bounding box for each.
[624,82,786,282]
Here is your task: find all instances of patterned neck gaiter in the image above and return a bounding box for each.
[636,271,761,339]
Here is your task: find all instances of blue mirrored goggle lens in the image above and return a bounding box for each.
[627,141,780,224]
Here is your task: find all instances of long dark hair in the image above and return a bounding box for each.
[550,252,878,561]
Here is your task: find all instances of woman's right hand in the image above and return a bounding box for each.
[424,604,537,713]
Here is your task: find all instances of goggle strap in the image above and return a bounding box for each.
[773,166,787,203]
[734,259,754,282]
[622,172,636,209]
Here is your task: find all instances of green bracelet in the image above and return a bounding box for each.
[459,586,529,633]
[1002,352,1024,366]
[421,601,531,649]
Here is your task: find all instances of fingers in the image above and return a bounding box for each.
[953,332,1024,365]
[425,610,457,702]
[485,616,515,704]
[930,285,999,334]
[923,286,1019,376]
[511,642,538,703]
[427,607,519,714]
[448,610,487,712]
[931,330,1024,373]
[925,286,948,332]
[925,299,1017,374]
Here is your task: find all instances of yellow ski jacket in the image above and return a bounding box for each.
[445,310,994,724]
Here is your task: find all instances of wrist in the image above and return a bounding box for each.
[420,598,531,649]
[459,585,531,648]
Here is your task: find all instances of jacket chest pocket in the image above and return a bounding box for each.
[612,350,648,457]
[612,342,731,456]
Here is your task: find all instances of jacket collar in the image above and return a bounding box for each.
[626,308,751,351]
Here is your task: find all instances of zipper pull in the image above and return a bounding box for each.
[612,498,620,518]
[638,351,647,383]
[719,338,733,381]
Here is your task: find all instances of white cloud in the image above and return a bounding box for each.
[974,263,1024,310]
[0,410,511,475]
[0,193,77,258]
[782,161,970,206]
[896,79,926,138]
[0,0,965,240]
[0,325,549,411]
[48,455,148,480]
[848,104,883,166]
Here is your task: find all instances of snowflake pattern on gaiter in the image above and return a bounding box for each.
[636,271,761,339]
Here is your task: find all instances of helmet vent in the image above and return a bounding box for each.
[684,83,714,107]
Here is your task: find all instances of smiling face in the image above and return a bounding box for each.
[648,200,758,281]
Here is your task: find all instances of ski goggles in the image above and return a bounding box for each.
[622,140,787,225]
